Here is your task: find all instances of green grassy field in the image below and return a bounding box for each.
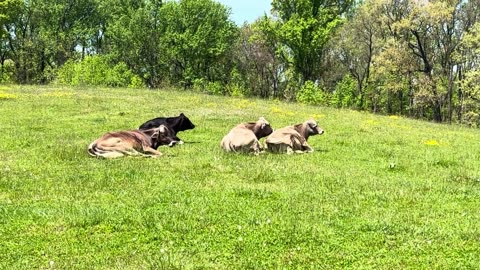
[0,85,479,269]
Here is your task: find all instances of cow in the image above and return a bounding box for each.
[139,113,195,144]
[220,117,273,154]
[266,119,324,154]
[88,125,178,158]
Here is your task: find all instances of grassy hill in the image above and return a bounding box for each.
[1,85,479,269]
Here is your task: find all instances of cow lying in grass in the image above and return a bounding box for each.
[266,119,324,154]
[220,117,273,155]
[139,113,195,144]
[88,125,178,158]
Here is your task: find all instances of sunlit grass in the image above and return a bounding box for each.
[0,84,479,269]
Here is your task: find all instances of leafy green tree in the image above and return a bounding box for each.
[458,22,480,126]
[159,0,237,87]
[233,17,285,98]
[332,0,480,122]
[271,0,354,83]
[333,0,381,109]
[3,0,102,83]
[101,0,164,87]
[0,0,22,81]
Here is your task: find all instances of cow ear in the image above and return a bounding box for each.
[180,113,185,116]
[152,125,165,139]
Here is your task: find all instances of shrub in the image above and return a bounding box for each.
[226,68,246,97]
[206,81,223,95]
[192,78,224,95]
[296,80,329,105]
[56,56,143,88]
[332,75,357,108]
[0,60,15,83]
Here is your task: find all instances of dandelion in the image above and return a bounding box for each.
[424,139,439,146]
[236,99,250,109]
[271,106,282,113]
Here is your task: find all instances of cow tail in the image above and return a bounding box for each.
[87,142,98,157]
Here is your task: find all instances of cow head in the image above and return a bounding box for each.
[171,113,195,132]
[149,125,179,148]
[304,119,324,140]
[253,117,273,139]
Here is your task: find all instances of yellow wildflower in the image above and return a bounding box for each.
[424,140,439,146]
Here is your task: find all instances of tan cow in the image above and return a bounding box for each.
[88,125,178,158]
[220,117,273,154]
[266,119,324,154]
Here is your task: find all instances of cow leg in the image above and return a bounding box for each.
[141,146,163,158]
[302,142,314,153]
[94,151,126,159]
[251,140,261,155]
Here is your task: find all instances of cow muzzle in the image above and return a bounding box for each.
[168,141,178,147]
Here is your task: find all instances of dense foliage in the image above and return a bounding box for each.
[2,0,480,124]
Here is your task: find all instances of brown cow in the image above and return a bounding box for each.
[88,125,178,158]
[220,117,273,154]
[266,119,324,154]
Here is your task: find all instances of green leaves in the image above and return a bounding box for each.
[159,0,237,85]
[272,0,353,82]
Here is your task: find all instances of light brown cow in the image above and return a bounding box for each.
[220,117,273,154]
[88,125,178,158]
[266,119,324,154]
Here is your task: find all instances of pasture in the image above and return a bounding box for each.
[0,85,479,269]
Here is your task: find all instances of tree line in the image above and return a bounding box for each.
[2,0,480,125]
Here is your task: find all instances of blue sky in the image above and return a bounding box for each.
[216,0,271,25]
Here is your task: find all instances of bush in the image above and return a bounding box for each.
[296,80,329,105]
[226,68,246,97]
[56,56,143,88]
[192,78,225,95]
[206,81,223,95]
[0,60,15,83]
[332,75,357,108]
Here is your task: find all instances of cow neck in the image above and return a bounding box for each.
[135,130,153,146]
[244,122,262,139]
[167,117,178,129]
[293,123,310,141]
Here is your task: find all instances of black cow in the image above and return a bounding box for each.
[139,113,195,144]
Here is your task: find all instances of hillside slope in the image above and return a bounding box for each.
[1,85,479,269]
